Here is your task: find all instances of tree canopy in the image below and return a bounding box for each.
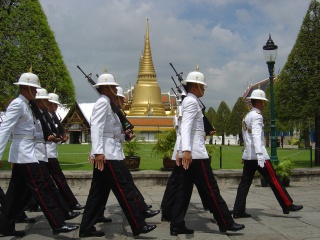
[275,0,320,120]
[0,0,75,110]
[213,101,230,145]
[226,97,248,136]
[275,0,320,161]
[205,107,216,127]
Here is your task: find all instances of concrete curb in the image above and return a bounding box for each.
[1,168,320,189]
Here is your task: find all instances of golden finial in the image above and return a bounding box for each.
[258,84,260,90]
[29,65,32,73]
[196,65,199,71]
[53,88,56,93]
[104,66,107,73]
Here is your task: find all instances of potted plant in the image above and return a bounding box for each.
[123,134,141,171]
[152,129,176,170]
[259,157,294,187]
[257,172,269,187]
[205,144,217,165]
[272,157,294,187]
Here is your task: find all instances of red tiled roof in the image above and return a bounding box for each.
[128,117,174,127]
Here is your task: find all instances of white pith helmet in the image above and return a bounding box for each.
[14,72,41,88]
[116,86,125,98]
[247,89,268,101]
[48,93,61,105]
[94,73,118,87]
[181,66,207,87]
[36,88,50,99]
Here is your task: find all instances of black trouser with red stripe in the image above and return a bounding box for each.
[80,165,111,233]
[162,164,211,219]
[0,187,5,206]
[0,163,65,233]
[171,159,234,229]
[121,162,149,212]
[161,165,181,219]
[38,161,71,217]
[233,160,293,213]
[80,160,146,233]
[46,158,79,208]
[97,161,148,219]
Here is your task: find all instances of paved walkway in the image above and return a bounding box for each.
[3,180,320,239]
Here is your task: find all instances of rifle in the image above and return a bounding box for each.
[77,65,134,135]
[52,111,65,136]
[43,110,60,137]
[170,63,215,135]
[29,100,54,141]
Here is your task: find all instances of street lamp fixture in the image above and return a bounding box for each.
[263,34,279,163]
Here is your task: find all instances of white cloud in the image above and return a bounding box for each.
[211,25,243,52]
[39,0,310,110]
[235,8,252,23]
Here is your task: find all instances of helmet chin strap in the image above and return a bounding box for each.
[27,86,35,100]
[42,99,49,109]
[108,85,116,96]
[196,83,204,96]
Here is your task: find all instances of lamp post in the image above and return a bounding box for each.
[263,34,278,163]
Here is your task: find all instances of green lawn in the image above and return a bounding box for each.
[0,143,316,171]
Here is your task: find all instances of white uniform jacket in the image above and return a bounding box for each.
[114,114,126,159]
[46,112,58,159]
[35,109,48,162]
[181,93,208,159]
[171,116,182,160]
[242,107,269,161]
[0,94,37,163]
[90,95,124,160]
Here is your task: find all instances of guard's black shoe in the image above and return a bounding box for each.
[170,226,194,236]
[66,211,81,220]
[147,204,152,209]
[15,215,36,223]
[1,230,26,237]
[72,203,85,210]
[96,216,112,223]
[79,230,105,237]
[161,215,171,222]
[144,209,160,218]
[233,212,252,219]
[283,204,303,214]
[52,223,79,235]
[219,223,245,232]
[133,224,157,236]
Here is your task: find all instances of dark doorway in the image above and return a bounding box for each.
[70,131,81,144]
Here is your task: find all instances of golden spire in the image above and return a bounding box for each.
[104,66,107,73]
[29,65,32,73]
[128,19,166,116]
[138,19,156,79]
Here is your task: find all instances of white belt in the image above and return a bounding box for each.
[191,130,205,136]
[103,133,115,138]
[12,134,35,140]
[103,133,120,142]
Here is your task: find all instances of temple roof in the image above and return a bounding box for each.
[243,78,269,99]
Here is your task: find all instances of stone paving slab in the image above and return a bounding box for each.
[1,181,319,239]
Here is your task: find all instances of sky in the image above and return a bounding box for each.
[39,0,311,110]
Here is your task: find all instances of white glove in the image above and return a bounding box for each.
[257,154,265,168]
